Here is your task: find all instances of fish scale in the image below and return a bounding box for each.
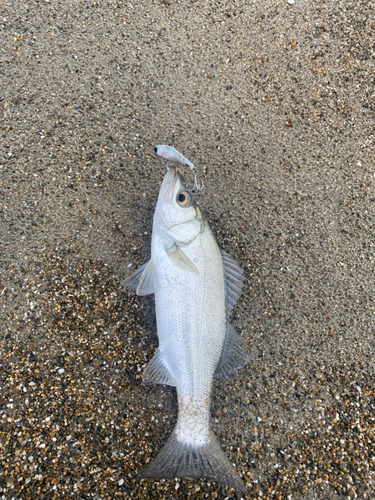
[154,234,225,394]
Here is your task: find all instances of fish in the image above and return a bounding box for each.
[153,145,203,190]
[122,166,250,493]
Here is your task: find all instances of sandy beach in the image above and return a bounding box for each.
[0,0,374,498]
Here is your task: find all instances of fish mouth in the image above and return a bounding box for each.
[158,167,205,242]
[162,167,181,203]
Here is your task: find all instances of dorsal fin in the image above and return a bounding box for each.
[221,250,244,317]
[215,324,251,380]
[216,251,250,380]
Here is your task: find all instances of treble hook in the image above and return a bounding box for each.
[192,169,204,191]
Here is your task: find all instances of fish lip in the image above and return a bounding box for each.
[162,167,179,203]
[154,147,158,154]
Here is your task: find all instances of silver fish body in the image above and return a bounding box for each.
[122,167,250,492]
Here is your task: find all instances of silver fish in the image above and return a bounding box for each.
[122,167,250,492]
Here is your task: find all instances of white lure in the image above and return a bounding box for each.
[122,167,250,492]
[154,145,203,190]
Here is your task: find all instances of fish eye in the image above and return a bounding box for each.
[177,190,191,207]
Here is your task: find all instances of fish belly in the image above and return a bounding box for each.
[153,229,226,398]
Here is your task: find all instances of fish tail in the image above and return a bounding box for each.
[139,429,247,493]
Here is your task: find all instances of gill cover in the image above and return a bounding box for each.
[154,167,204,247]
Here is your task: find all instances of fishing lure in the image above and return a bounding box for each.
[154,145,203,191]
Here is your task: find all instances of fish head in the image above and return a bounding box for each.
[154,167,204,246]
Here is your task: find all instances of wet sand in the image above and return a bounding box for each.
[0,1,374,499]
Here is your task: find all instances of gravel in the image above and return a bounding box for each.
[0,0,374,499]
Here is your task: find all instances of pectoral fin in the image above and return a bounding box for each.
[166,244,199,274]
[121,260,155,296]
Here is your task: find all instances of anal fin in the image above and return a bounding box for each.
[143,349,176,387]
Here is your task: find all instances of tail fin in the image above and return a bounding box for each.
[140,429,247,493]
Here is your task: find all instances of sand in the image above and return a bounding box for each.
[0,0,374,499]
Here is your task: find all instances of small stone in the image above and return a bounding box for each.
[118,479,124,486]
